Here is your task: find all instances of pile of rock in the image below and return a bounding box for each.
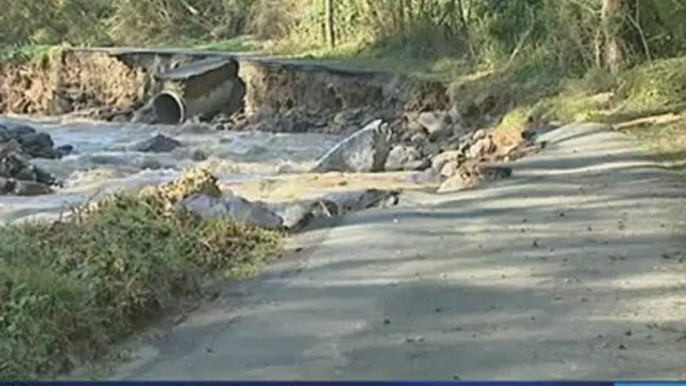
[135,167,400,231]
[427,128,513,193]
[0,124,67,159]
[308,108,533,194]
[0,124,62,196]
[179,188,400,231]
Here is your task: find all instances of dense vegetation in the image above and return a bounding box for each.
[2,1,685,68]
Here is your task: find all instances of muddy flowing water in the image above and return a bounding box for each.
[0,115,343,223]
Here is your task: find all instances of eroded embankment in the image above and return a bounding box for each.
[0,51,148,118]
[0,49,449,129]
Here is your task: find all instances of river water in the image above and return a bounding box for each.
[0,115,341,223]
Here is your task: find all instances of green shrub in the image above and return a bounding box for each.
[0,193,282,379]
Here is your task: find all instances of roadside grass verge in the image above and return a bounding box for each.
[0,191,282,379]
[0,44,66,63]
[171,36,264,53]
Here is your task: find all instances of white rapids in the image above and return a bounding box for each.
[0,115,341,224]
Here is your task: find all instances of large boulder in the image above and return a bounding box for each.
[13,180,53,196]
[431,150,465,172]
[17,132,59,158]
[311,120,392,173]
[132,134,182,153]
[1,123,61,159]
[466,135,496,159]
[0,140,56,186]
[384,145,427,171]
[224,194,283,229]
[417,111,453,141]
[269,201,315,229]
[175,194,230,219]
[6,124,35,138]
[0,125,12,143]
[0,178,53,196]
[176,193,284,229]
[0,140,30,178]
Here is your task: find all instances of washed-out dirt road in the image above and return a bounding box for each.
[111,123,686,380]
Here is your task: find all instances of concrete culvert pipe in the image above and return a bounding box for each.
[151,78,245,125]
[152,92,186,125]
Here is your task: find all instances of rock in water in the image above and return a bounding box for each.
[0,177,52,196]
[56,144,75,157]
[311,120,392,173]
[13,180,53,196]
[0,140,57,186]
[132,134,182,153]
[0,125,11,143]
[7,124,36,138]
[191,149,208,161]
[17,132,59,158]
[0,177,15,195]
[1,124,61,159]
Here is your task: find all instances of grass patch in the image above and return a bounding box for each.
[272,38,479,82]
[0,177,282,379]
[0,44,65,63]
[175,36,263,53]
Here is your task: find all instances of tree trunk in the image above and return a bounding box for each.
[602,0,625,73]
[325,0,336,48]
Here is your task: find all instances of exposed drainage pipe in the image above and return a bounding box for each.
[151,78,246,125]
[152,91,186,125]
